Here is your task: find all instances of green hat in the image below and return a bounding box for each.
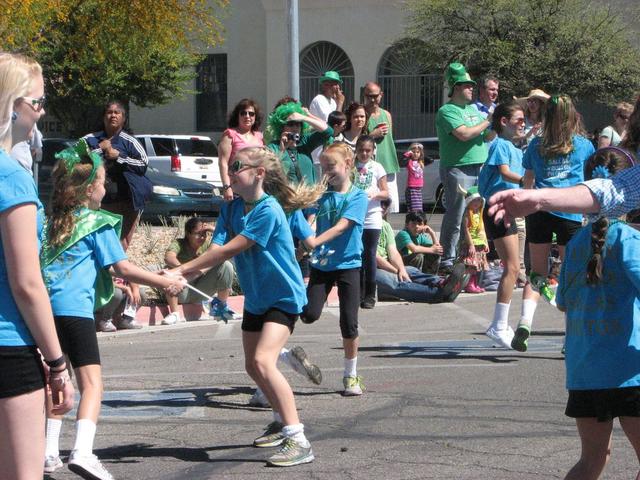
[319,71,343,85]
[445,62,476,97]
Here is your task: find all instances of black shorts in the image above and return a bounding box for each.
[525,211,581,246]
[241,308,297,334]
[0,346,46,398]
[566,387,640,422]
[55,316,101,368]
[483,209,518,241]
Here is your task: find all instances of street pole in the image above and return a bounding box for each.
[287,0,300,100]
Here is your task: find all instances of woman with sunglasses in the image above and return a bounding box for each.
[0,52,74,480]
[520,89,550,150]
[218,99,264,201]
[599,102,633,148]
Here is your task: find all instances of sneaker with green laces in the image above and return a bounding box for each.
[529,272,557,306]
[253,421,285,448]
[511,325,531,352]
[343,375,365,396]
[267,437,314,467]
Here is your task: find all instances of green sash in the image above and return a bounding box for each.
[41,208,123,311]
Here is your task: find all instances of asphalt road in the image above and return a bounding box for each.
[44,283,638,480]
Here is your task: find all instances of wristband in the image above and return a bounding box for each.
[50,365,67,373]
[221,184,231,191]
[45,355,65,369]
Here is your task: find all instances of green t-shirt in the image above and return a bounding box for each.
[377,220,396,260]
[436,102,488,168]
[367,109,399,174]
[394,229,433,256]
[166,238,208,265]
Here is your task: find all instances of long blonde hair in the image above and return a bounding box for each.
[237,147,325,212]
[539,94,585,158]
[0,53,42,151]
[322,142,356,183]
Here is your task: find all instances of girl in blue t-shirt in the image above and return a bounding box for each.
[0,52,74,480]
[42,141,185,478]
[518,95,595,352]
[556,147,640,480]
[172,146,322,467]
[478,101,526,349]
[300,142,369,396]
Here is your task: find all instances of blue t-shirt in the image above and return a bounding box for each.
[311,187,368,271]
[43,218,127,319]
[478,137,524,200]
[212,196,306,315]
[0,151,44,346]
[522,135,594,222]
[556,222,640,390]
[288,209,314,242]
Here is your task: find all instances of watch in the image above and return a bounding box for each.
[221,184,231,191]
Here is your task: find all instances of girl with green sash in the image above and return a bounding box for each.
[41,141,185,479]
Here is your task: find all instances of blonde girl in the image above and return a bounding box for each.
[171,147,321,467]
[405,142,425,212]
[0,52,74,480]
[300,142,369,395]
[42,141,185,479]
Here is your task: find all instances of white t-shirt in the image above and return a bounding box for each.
[309,94,337,165]
[600,125,622,146]
[353,160,387,230]
[10,141,33,174]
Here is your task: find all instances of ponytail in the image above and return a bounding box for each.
[586,217,609,285]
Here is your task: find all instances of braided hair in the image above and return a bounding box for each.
[583,147,636,284]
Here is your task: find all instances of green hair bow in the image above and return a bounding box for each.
[55,138,103,185]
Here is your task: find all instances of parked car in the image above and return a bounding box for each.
[394,137,444,211]
[38,138,222,224]
[136,134,221,187]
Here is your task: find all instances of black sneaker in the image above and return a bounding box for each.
[360,296,376,309]
[438,262,454,276]
[440,263,467,302]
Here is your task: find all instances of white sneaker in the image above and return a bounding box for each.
[162,312,181,325]
[286,346,323,385]
[248,388,270,408]
[68,451,114,480]
[485,325,515,349]
[44,455,63,473]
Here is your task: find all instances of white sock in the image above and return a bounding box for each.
[282,423,310,447]
[72,419,96,455]
[278,347,290,367]
[273,411,283,423]
[344,357,357,377]
[490,302,511,331]
[519,298,538,329]
[45,418,62,458]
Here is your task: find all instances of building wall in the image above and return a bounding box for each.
[130,0,406,139]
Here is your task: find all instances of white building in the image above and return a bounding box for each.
[129,0,443,140]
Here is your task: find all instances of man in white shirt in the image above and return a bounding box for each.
[309,71,345,164]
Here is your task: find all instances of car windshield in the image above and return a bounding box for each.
[175,139,217,157]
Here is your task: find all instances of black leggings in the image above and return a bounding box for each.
[302,267,360,339]
[361,228,381,299]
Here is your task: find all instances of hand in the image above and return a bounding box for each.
[482,244,490,253]
[223,187,234,201]
[334,87,345,104]
[467,244,476,256]
[430,244,444,255]
[48,368,74,415]
[118,284,134,303]
[98,139,111,151]
[129,283,142,306]
[287,112,305,123]
[301,107,311,116]
[398,269,411,282]
[487,189,541,228]
[163,274,187,296]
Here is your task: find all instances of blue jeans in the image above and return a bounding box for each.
[376,266,444,303]
[439,164,482,264]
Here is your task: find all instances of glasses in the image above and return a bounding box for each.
[240,110,256,117]
[229,160,258,174]
[512,117,526,124]
[22,95,46,112]
[365,93,381,99]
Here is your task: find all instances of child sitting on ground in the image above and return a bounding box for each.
[394,212,443,274]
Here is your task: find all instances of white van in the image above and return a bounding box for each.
[136,135,221,189]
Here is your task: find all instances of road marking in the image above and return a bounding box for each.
[440,302,490,327]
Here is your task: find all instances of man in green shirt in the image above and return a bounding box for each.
[436,62,490,272]
[395,212,443,274]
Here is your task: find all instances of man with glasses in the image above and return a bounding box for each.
[364,82,400,212]
[436,63,491,274]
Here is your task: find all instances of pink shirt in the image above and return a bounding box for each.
[223,128,264,163]
[407,160,424,188]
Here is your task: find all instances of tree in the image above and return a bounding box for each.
[1,0,228,135]
[403,0,640,104]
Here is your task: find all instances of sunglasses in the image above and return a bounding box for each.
[240,110,256,117]
[22,95,46,112]
[229,160,258,174]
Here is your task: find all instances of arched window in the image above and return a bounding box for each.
[377,39,442,138]
[299,41,354,108]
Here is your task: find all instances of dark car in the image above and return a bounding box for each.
[37,138,222,223]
